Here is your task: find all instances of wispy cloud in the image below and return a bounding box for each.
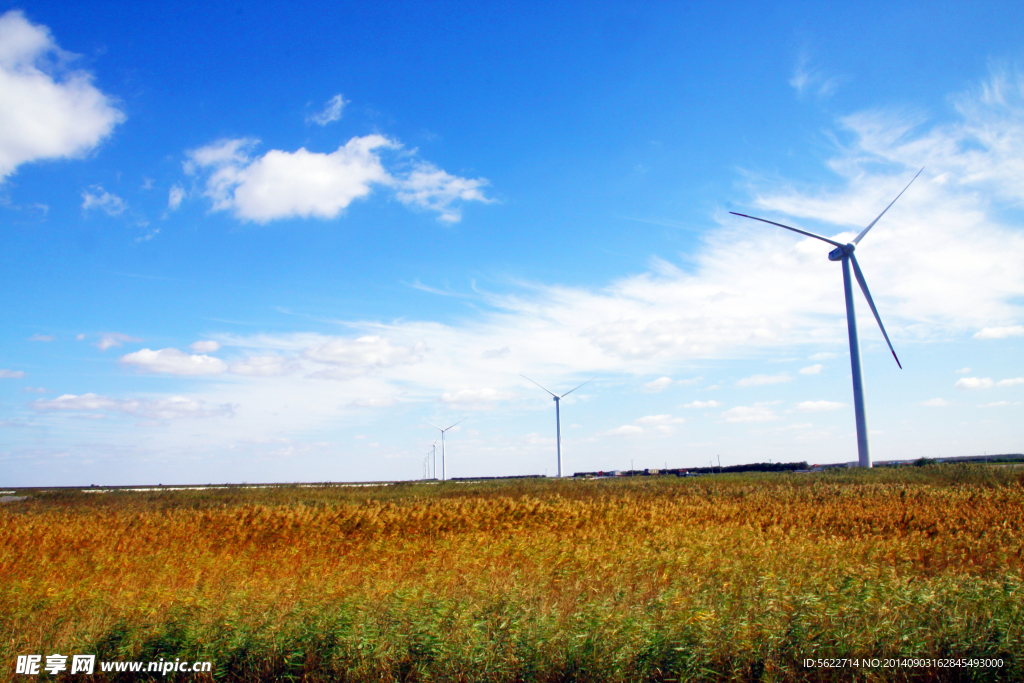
[307,94,347,126]
[96,333,141,351]
[789,51,840,98]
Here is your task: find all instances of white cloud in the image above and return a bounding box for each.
[185,135,491,224]
[120,348,227,376]
[229,355,295,377]
[190,340,221,353]
[81,186,125,216]
[601,424,644,436]
[29,333,54,342]
[168,184,185,211]
[683,400,722,408]
[349,397,397,408]
[721,406,778,423]
[0,369,26,378]
[809,352,838,360]
[304,336,424,375]
[975,326,1024,339]
[0,11,124,181]
[440,388,516,405]
[394,161,493,223]
[32,393,233,419]
[955,367,971,373]
[96,333,141,351]
[980,401,1009,407]
[642,376,673,393]
[955,377,993,390]
[307,93,347,126]
[634,414,684,426]
[789,53,839,98]
[736,373,792,387]
[481,346,510,359]
[799,364,823,375]
[22,386,46,393]
[997,377,1024,387]
[921,398,950,407]
[795,400,847,411]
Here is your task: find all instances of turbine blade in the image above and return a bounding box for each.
[559,377,595,398]
[850,254,902,369]
[426,421,443,431]
[730,212,846,248]
[444,418,466,431]
[852,168,923,245]
[521,374,557,397]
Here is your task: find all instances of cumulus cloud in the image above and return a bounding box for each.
[120,348,227,376]
[955,367,971,373]
[683,400,722,408]
[799,364,823,375]
[81,186,125,215]
[307,93,347,126]
[955,377,993,390]
[736,373,792,387]
[921,398,950,407]
[96,332,141,351]
[185,135,490,224]
[29,333,54,342]
[0,368,26,378]
[601,424,644,436]
[0,11,124,181]
[721,406,778,423]
[32,393,233,419]
[229,355,295,377]
[642,376,674,393]
[634,414,685,426]
[190,340,221,353]
[975,325,1024,339]
[795,400,847,411]
[997,377,1024,387]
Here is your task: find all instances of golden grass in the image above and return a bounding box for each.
[2,466,1022,681]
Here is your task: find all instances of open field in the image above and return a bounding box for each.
[2,466,1023,682]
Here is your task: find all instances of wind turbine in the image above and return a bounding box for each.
[426,420,464,481]
[730,168,922,468]
[521,375,594,477]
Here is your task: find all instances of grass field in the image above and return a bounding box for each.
[2,465,1022,682]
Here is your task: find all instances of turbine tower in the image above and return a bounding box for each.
[521,375,593,477]
[426,420,464,481]
[730,168,921,468]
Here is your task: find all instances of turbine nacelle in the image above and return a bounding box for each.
[828,244,855,261]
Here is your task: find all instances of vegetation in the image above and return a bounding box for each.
[2,465,1022,682]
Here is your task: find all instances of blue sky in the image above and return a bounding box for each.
[2,1,1023,486]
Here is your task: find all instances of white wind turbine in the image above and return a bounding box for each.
[521,375,594,477]
[730,168,922,468]
[426,420,464,481]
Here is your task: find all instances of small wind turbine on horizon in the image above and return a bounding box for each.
[521,375,594,478]
[426,420,464,481]
[730,168,922,468]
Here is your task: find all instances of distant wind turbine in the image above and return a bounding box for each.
[521,375,594,477]
[426,420,464,481]
[730,168,922,468]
